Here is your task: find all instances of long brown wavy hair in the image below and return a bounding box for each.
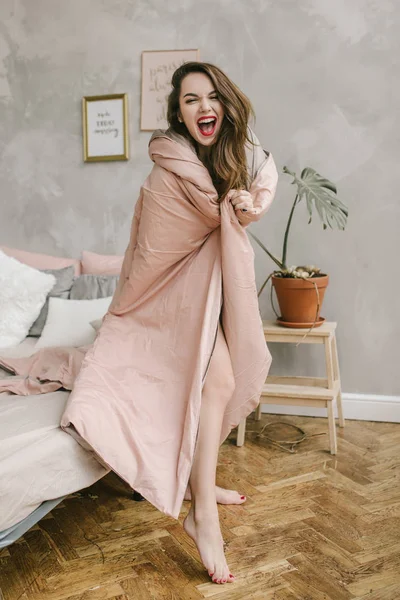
[167,61,255,199]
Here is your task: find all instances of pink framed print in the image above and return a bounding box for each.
[140,49,199,131]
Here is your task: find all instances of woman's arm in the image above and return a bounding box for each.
[234,151,279,227]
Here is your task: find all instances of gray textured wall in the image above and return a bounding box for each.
[0,0,398,395]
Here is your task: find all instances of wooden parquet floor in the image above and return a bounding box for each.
[1,414,400,600]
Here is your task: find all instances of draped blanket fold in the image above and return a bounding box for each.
[59,130,278,519]
[0,345,87,395]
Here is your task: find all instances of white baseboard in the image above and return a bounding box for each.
[261,393,400,423]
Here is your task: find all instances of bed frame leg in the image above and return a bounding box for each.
[132,490,145,501]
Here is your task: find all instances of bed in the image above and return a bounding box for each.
[0,337,108,548]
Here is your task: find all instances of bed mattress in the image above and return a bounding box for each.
[0,338,108,531]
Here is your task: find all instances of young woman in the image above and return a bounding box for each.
[61,62,278,586]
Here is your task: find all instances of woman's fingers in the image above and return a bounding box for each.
[234,201,252,210]
[230,190,256,214]
[230,190,257,218]
[230,191,253,209]
[238,207,257,214]
[234,199,254,211]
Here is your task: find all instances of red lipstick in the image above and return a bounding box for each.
[197,116,217,137]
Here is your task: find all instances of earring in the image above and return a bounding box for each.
[178,116,183,123]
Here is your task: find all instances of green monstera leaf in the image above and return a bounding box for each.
[248,164,348,296]
[283,166,348,230]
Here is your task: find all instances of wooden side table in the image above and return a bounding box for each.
[236,320,345,454]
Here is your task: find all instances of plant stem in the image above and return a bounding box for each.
[248,232,283,270]
[257,272,273,298]
[282,193,299,269]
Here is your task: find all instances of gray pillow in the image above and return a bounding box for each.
[69,274,119,300]
[29,265,76,336]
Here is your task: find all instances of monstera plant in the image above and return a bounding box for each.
[250,166,348,328]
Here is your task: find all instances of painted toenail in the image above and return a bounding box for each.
[241,495,245,499]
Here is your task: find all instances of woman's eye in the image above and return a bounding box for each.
[186,99,196,104]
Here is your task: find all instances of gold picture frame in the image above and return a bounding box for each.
[82,93,129,162]
[140,49,199,131]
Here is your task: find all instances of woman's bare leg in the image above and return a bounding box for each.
[183,322,236,584]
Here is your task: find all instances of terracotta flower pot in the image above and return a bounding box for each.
[272,274,329,327]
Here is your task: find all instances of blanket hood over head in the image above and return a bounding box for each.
[61,128,278,518]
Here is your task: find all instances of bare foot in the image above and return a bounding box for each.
[184,485,246,505]
[183,505,235,584]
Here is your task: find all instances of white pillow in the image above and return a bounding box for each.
[90,318,103,332]
[0,250,56,348]
[35,296,112,348]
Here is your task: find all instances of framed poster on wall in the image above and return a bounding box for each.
[82,93,129,162]
[141,49,199,131]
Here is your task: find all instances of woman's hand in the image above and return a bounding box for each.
[230,189,255,214]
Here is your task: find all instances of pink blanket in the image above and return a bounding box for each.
[58,130,277,519]
[0,346,88,395]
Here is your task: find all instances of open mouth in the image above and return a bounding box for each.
[197,116,217,137]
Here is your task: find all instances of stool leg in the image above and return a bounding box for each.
[324,335,335,390]
[236,418,246,446]
[327,400,337,455]
[332,334,345,427]
[255,402,262,421]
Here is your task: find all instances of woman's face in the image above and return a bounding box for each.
[178,72,224,147]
